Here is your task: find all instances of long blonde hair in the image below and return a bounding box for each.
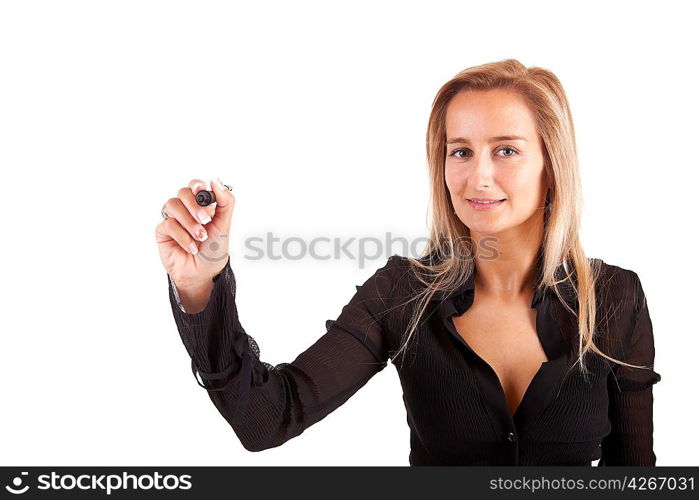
[393,59,648,377]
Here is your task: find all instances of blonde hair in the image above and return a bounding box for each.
[393,58,649,378]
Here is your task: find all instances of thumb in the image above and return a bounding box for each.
[210,177,235,233]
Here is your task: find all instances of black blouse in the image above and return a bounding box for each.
[166,254,661,466]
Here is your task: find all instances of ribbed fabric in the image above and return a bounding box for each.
[166,254,660,465]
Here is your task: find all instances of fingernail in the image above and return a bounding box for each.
[197,209,212,224]
[193,182,206,194]
[196,226,208,241]
[188,242,198,255]
[214,177,225,189]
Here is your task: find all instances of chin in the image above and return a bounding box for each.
[472,227,504,237]
[463,220,506,236]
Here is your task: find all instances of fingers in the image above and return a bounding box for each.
[155,217,201,255]
[155,177,234,258]
[209,177,235,233]
[182,179,216,225]
[161,196,210,244]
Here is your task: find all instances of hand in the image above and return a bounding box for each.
[155,178,236,291]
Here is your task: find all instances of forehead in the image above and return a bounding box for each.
[445,89,537,137]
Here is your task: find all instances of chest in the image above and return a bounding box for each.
[450,300,547,415]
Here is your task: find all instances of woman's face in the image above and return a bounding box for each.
[444,88,549,237]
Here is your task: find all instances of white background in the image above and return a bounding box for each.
[1,0,695,466]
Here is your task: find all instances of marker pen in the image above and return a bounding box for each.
[195,190,216,207]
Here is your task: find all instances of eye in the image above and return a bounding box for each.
[498,146,519,157]
[447,145,520,159]
[448,148,470,159]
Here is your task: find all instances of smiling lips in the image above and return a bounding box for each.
[466,198,506,210]
[468,198,505,202]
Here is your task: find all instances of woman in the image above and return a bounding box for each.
[154,59,660,465]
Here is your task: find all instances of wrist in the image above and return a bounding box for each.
[175,279,216,314]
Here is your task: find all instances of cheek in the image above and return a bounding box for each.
[507,169,546,201]
[443,165,462,193]
[504,172,527,191]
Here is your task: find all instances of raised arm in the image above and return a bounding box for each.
[167,255,401,452]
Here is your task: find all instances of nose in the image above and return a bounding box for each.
[468,152,495,188]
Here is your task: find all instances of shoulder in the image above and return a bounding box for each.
[344,255,417,331]
[364,254,431,306]
[376,254,415,279]
[591,258,648,333]
[382,253,429,288]
[593,258,640,284]
[592,258,644,304]
[354,254,411,299]
[375,254,417,294]
[372,254,410,282]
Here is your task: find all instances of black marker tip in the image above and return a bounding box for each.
[195,190,216,206]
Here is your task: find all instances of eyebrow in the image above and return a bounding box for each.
[446,135,528,145]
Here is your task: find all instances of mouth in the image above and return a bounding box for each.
[466,198,506,209]
[467,198,506,203]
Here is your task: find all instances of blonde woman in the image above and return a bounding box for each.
[154,59,660,466]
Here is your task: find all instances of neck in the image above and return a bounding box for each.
[469,213,544,302]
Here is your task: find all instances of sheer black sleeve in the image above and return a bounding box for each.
[599,272,661,466]
[166,255,401,452]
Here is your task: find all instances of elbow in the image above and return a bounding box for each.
[239,436,287,453]
[235,426,298,453]
[234,428,277,453]
[240,440,266,453]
